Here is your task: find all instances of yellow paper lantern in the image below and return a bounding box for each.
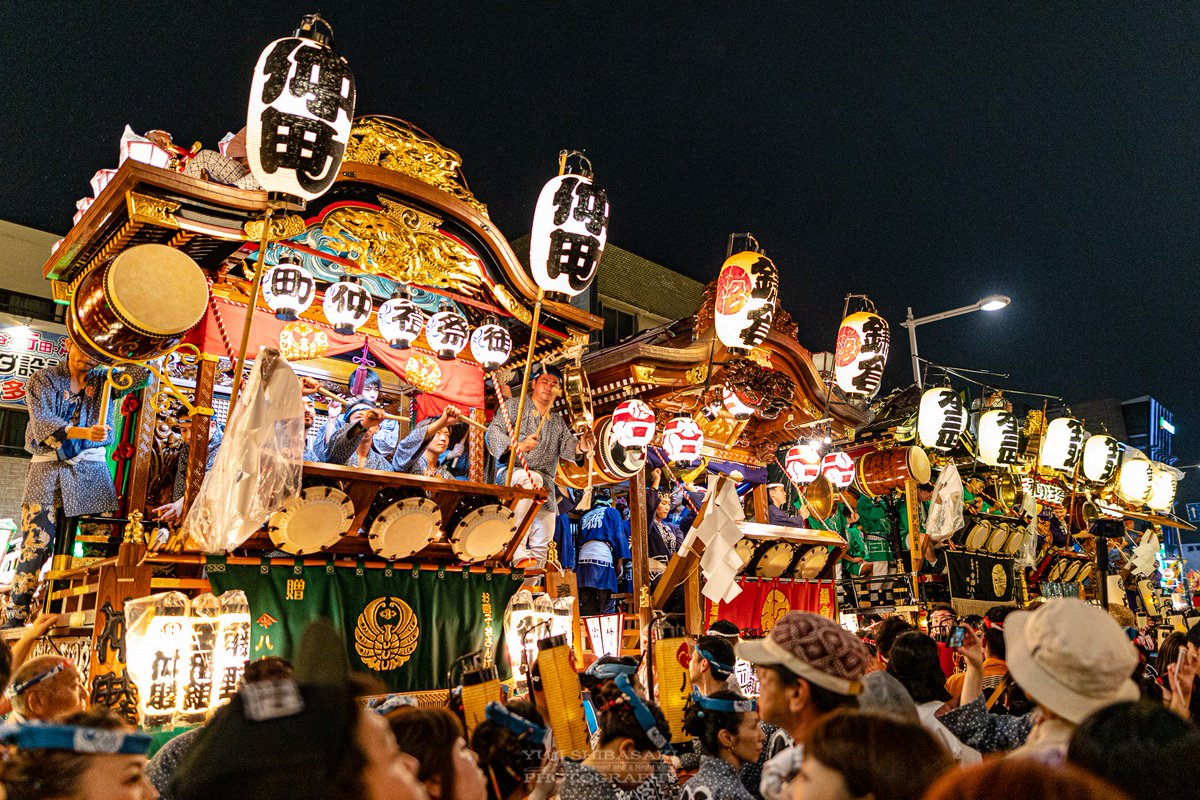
[1147,463,1179,512]
[714,251,777,352]
[1116,453,1153,505]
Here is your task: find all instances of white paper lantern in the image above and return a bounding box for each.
[245,16,356,204]
[1116,454,1153,505]
[1081,435,1121,484]
[426,307,470,360]
[1039,417,1085,473]
[376,292,425,349]
[210,590,251,709]
[786,444,822,485]
[833,311,890,397]
[125,592,190,727]
[722,388,755,420]
[528,172,609,296]
[662,417,704,462]
[262,257,316,321]
[714,251,778,351]
[469,320,512,371]
[918,388,967,451]
[1147,463,1178,512]
[977,409,1021,466]
[821,452,855,489]
[612,400,656,449]
[322,276,372,335]
[177,593,220,724]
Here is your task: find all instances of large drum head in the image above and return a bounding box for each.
[369,497,442,560]
[734,538,757,569]
[1047,560,1067,582]
[907,447,932,484]
[596,417,646,479]
[985,524,1010,553]
[1003,527,1026,555]
[268,486,353,555]
[1061,561,1082,582]
[108,245,208,336]
[1076,563,1094,584]
[754,542,796,579]
[794,546,828,580]
[451,504,516,563]
[965,521,991,550]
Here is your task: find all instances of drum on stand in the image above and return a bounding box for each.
[367,486,443,560]
[1076,562,1094,584]
[1001,525,1027,555]
[68,244,209,362]
[734,538,758,571]
[447,496,516,563]
[268,485,354,555]
[855,447,932,498]
[559,417,647,490]
[985,523,1012,553]
[964,520,992,551]
[748,541,796,579]
[793,546,829,580]
[1060,561,1083,582]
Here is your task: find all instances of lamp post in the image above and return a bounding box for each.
[902,294,1010,387]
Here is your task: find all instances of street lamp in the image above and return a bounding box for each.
[902,295,1010,387]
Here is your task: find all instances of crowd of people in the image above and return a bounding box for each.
[0,597,1193,800]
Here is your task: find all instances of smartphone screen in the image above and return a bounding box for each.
[949,626,967,648]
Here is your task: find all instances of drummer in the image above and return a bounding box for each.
[485,363,595,568]
[326,403,462,477]
[3,342,146,628]
[856,493,896,570]
[324,402,393,471]
[767,483,806,527]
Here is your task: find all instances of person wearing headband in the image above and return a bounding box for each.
[6,655,87,723]
[471,699,557,800]
[689,636,738,697]
[559,675,677,800]
[681,689,763,800]
[0,708,156,800]
[325,402,394,470]
[766,484,805,528]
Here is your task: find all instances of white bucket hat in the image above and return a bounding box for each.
[1004,598,1139,724]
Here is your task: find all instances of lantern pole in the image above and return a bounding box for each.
[506,289,544,485]
[228,205,274,416]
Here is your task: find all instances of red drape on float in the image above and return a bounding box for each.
[703,579,837,636]
[190,297,485,416]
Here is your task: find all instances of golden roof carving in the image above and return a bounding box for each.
[344,116,489,217]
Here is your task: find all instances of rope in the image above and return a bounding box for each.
[492,381,531,476]
[649,445,701,516]
[207,278,235,359]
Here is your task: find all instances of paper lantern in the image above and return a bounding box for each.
[662,417,704,462]
[612,399,656,449]
[786,444,822,485]
[821,452,855,489]
[125,592,190,727]
[377,292,425,350]
[714,251,778,351]
[833,311,890,397]
[1116,454,1153,505]
[918,388,967,451]
[1147,463,1178,512]
[426,307,470,360]
[245,15,356,204]
[1081,435,1121,484]
[1039,418,1085,473]
[177,593,219,725]
[978,409,1021,466]
[722,388,755,420]
[529,172,609,296]
[262,256,316,321]
[322,276,372,335]
[210,590,251,709]
[469,320,512,371]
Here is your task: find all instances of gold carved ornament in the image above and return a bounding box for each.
[279,322,330,361]
[320,197,485,293]
[126,192,181,228]
[403,352,443,393]
[355,596,420,671]
[244,214,308,242]
[344,116,490,217]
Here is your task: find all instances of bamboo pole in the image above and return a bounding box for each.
[228,205,274,417]
[506,288,545,485]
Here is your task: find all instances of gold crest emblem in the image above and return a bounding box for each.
[992,564,1009,598]
[404,352,443,393]
[279,322,329,361]
[354,596,420,671]
[760,589,791,632]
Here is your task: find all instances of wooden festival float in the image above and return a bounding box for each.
[19,114,603,720]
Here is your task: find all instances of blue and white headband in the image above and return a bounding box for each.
[0,723,151,755]
[614,673,674,754]
[484,702,547,746]
[689,687,757,713]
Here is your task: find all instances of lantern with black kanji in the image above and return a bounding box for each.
[833,310,890,397]
[529,160,609,297]
[1039,417,1085,473]
[612,399,656,450]
[785,444,822,485]
[977,409,1021,467]
[662,417,704,463]
[917,388,967,452]
[426,305,470,360]
[261,254,316,321]
[322,275,372,335]
[245,15,356,206]
[377,290,425,350]
[1082,434,1121,484]
[821,452,855,489]
[469,318,512,371]
[714,251,778,353]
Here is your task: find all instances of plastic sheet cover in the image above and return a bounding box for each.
[926,460,964,544]
[183,348,304,553]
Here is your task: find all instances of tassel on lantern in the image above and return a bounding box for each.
[350,340,373,396]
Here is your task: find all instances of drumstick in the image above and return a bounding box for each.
[310,385,487,432]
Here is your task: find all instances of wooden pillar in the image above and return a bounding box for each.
[629,467,651,629]
[183,355,218,512]
[125,373,161,517]
[684,565,703,635]
[469,408,486,483]
[904,477,921,597]
[752,483,769,524]
[87,540,152,723]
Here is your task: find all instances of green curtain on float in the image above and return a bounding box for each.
[206,557,523,692]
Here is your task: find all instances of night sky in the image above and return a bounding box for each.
[3,4,1198,498]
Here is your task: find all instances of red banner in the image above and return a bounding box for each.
[704,579,837,636]
[189,297,485,413]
